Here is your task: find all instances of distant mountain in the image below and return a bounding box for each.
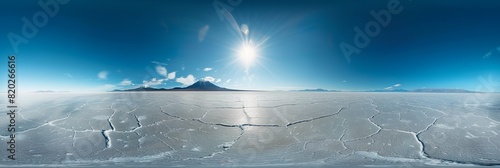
[113,81,239,92]
[410,88,476,93]
[365,88,477,93]
[114,83,479,93]
[114,86,168,92]
[297,88,340,92]
[367,89,409,92]
[34,90,69,93]
[183,80,232,91]
[35,90,55,93]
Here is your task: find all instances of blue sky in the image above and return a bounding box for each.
[1,0,499,92]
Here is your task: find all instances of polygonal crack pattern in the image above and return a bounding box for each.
[0,92,499,166]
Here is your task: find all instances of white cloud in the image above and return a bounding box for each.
[203,67,212,71]
[202,76,215,82]
[215,79,221,83]
[176,75,196,86]
[156,65,168,77]
[143,78,164,86]
[198,25,210,42]
[119,79,132,86]
[167,72,176,80]
[385,83,402,90]
[98,71,108,79]
[342,80,347,83]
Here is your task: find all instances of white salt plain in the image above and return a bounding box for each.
[0,92,499,167]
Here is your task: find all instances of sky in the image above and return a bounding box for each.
[0,0,499,92]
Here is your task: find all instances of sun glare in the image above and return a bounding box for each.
[239,44,257,65]
[223,20,269,74]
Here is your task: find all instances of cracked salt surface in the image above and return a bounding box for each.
[1,92,499,167]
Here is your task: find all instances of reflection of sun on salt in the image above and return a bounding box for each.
[238,109,250,124]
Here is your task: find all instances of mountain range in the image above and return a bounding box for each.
[112,81,480,93]
[113,80,239,92]
[366,88,478,93]
[296,88,341,92]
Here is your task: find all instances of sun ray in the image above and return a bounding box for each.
[219,8,273,75]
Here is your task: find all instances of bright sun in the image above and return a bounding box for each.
[239,44,257,65]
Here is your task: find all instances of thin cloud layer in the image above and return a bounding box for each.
[119,79,132,86]
[385,84,402,90]
[202,76,215,82]
[168,72,176,80]
[156,65,168,77]
[176,75,196,86]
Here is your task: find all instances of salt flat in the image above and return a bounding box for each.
[0,92,499,167]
